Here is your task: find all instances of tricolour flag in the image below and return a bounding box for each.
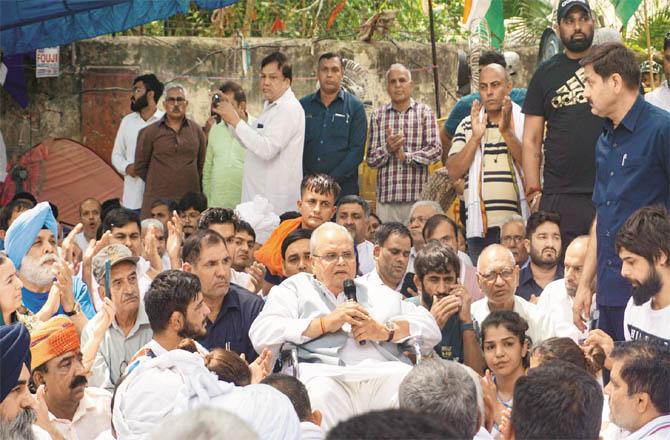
[463,0,504,48]
[610,0,642,27]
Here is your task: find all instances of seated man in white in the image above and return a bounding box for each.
[537,235,590,342]
[249,222,440,430]
[471,244,556,345]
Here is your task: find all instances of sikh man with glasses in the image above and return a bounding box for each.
[249,222,440,431]
[470,244,556,345]
[134,83,207,218]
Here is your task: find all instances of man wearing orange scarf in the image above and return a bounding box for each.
[29,316,111,440]
[256,174,340,294]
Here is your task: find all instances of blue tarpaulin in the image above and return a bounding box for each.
[0,0,240,56]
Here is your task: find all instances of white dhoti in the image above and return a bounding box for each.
[299,361,412,430]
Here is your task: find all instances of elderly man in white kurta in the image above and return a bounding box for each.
[249,222,441,430]
[216,51,304,215]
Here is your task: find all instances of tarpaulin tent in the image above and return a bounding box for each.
[1,138,124,225]
[0,0,240,56]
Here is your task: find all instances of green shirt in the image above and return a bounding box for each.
[203,117,254,208]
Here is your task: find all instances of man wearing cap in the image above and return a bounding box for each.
[522,0,601,257]
[0,324,62,440]
[30,316,112,439]
[5,202,95,332]
[81,244,153,391]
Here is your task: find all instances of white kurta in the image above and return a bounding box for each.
[471,295,557,346]
[248,272,440,429]
[111,109,164,210]
[235,88,305,215]
[49,387,112,440]
[114,349,300,440]
[645,81,670,112]
[536,278,585,343]
[356,240,375,275]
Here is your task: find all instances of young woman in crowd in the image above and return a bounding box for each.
[480,310,529,436]
[0,252,48,329]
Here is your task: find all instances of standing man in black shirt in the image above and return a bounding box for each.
[522,0,602,255]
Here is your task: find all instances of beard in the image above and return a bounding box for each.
[178,319,207,339]
[19,253,57,287]
[130,93,149,112]
[630,267,663,306]
[561,30,594,53]
[529,246,559,269]
[0,408,37,440]
[421,290,434,309]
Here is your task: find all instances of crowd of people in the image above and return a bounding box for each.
[1,1,670,439]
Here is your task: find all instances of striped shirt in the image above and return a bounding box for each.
[367,100,442,203]
[450,116,521,228]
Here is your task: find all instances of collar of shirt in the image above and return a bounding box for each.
[311,88,345,105]
[604,94,645,135]
[384,98,416,113]
[132,108,164,124]
[210,286,241,326]
[625,414,670,440]
[159,114,190,128]
[366,268,403,292]
[48,388,104,425]
[110,302,150,337]
[519,263,564,286]
[265,87,295,110]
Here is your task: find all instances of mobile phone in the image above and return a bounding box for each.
[104,259,111,299]
[211,94,222,123]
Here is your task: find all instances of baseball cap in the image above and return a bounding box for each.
[557,0,591,21]
[92,244,139,284]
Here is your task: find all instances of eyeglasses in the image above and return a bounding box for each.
[165,97,186,104]
[312,251,355,263]
[479,267,515,282]
[501,235,524,244]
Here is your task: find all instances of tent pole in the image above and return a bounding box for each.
[428,0,441,117]
[644,0,655,89]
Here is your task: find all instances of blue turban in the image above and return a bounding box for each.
[5,201,59,270]
[0,323,31,402]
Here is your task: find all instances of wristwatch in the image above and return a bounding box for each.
[63,302,81,317]
[385,320,396,342]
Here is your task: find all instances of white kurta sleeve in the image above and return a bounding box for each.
[111,119,130,176]
[393,299,441,355]
[234,103,302,161]
[248,283,313,356]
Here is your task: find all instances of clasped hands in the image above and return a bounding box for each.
[322,301,390,343]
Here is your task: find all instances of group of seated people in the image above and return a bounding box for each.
[0,172,669,440]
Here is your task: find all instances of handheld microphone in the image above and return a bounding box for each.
[343,279,365,345]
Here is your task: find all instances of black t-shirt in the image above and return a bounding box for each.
[523,53,604,194]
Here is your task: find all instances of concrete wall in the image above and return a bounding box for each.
[0,36,538,157]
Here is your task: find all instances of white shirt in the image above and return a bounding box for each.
[111,109,164,209]
[235,87,305,215]
[357,267,402,292]
[537,279,585,343]
[357,240,375,275]
[623,296,670,345]
[471,295,556,345]
[624,415,670,440]
[645,81,670,112]
[32,425,53,440]
[300,421,325,440]
[49,387,112,440]
[0,130,7,183]
[74,231,91,254]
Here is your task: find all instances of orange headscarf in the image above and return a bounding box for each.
[254,217,303,276]
[29,316,80,370]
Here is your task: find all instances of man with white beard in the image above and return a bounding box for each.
[5,202,95,332]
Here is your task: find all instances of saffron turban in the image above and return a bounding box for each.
[29,316,80,370]
[5,201,59,270]
[0,323,31,401]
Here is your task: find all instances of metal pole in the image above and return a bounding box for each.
[427,0,441,117]
[643,0,655,89]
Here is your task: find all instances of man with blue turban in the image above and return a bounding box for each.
[0,323,60,439]
[5,202,95,332]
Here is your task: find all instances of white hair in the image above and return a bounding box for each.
[149,407,258,440]
[501,214,526,231]
[141,218,164,235]
[409,200,443,220]
[165,82,187,97]
[461,364,486,429]
[476,243,516,272]
[385,63,412,82]
[309,222,353,255]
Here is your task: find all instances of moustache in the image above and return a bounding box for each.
[70,375,87,389]
[41,254,58,265]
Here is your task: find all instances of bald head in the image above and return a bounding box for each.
[477,244,515,272]
[564,235,589,296]
[79,198,102,238]
[310,222,356,294]
[480,63,509,82]
[479,63,512,115]
[310,222,353,254]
